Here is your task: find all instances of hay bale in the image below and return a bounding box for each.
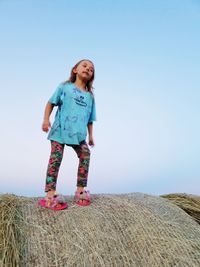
[1,193,200,267]
[161,193,200,225]
[0,194,24,267]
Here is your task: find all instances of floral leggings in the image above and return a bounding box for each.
[45,140,90,192]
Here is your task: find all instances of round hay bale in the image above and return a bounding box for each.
[1,193,200,267]
[161,193,200,225]
[0,194,23,267]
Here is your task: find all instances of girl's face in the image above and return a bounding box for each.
[73,60,94,82]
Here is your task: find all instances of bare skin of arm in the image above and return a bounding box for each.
[42,102,54,132]
[88,122,95,146]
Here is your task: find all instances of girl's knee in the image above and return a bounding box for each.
[80,145,90,160]
[81,143,90,154]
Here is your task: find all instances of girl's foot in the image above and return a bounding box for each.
[38,191,68,211]
[74,189,91,206]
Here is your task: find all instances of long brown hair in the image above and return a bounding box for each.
[64,59,95,93]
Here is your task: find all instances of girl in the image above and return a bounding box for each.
[39,59,96,210]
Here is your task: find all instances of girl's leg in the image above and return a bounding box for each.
[72,141,90,190]
[45,141,64,193]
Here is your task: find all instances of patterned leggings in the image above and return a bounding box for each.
[45,140,90,192]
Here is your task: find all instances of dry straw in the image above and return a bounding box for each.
[161,193,200,224]
[1,192,200,267]
[0,194,22,267]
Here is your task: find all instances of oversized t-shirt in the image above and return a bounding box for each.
[47,82,96,145]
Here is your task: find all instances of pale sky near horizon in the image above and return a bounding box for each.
[0,0,200,197]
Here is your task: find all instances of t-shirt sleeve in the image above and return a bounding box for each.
[88,98,97,123]
[48,83,63,106]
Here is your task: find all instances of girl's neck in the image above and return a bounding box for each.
[74,79,87,92]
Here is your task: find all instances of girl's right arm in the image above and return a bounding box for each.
[42,102,54,132]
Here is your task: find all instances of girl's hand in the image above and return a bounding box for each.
[88,136,95,147]
[42,120,51,132]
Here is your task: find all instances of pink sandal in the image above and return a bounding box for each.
[74,190,91,206]
[38,194,68,211]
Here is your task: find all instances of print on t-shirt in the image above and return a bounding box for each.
[74,95,87,107]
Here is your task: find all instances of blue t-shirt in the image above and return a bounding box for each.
[47,82,96,145]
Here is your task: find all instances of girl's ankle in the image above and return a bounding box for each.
[47,190,56,198]
[77,187,84,193]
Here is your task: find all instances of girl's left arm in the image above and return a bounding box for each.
[88,123,95,146]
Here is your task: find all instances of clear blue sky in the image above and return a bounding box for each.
[1,0,200,197]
